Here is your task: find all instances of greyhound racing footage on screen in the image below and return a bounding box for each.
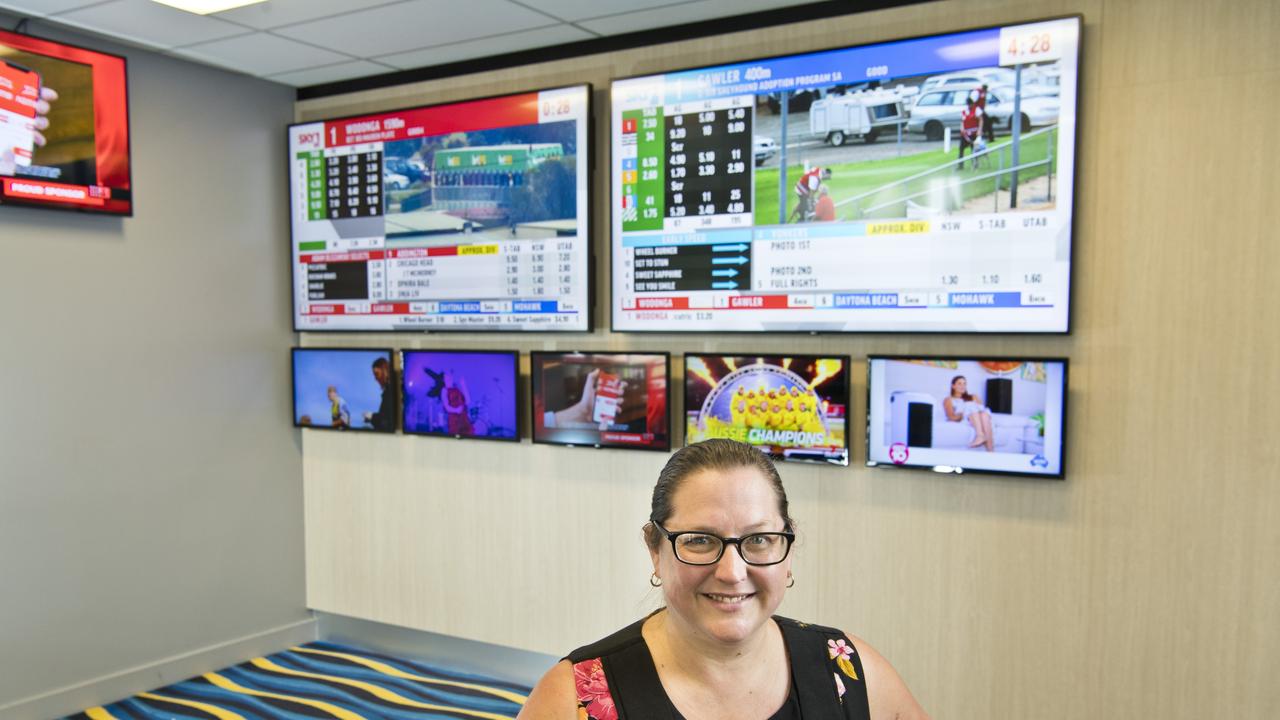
[611,18,1080,333]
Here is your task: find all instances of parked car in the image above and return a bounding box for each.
[753,135,778,166]
[383,169,411,190]
[906,84,1060,141]
[919,67,1058,97]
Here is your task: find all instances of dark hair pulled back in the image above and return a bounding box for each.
[643,439,794,551]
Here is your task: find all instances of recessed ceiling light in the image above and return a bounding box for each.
[150,0,269,14]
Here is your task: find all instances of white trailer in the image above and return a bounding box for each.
[809,86,919,146]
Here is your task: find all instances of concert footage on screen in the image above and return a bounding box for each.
[289,85,590,331]
[531,352,669,450]
[292,348,398,433]
[0,29,131,214]
[611,18,1079,333]
[865,357,1066,477]
[685,354,849,465]
[401,350,518,441]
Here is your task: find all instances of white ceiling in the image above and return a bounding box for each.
[0,0,824,88]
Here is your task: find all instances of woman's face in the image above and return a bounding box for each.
[650,465,792,646]
[952,377,967,395]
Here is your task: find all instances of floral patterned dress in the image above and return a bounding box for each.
[567,614,869,719]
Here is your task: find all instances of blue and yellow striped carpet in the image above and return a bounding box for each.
[65,641,530,719]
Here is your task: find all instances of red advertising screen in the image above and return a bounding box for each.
[0,28,131,215]
[531,351,670,451]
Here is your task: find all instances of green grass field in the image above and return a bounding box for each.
[753,130,1057,224]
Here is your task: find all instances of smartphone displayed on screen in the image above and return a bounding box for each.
[592,371,623,425]
[0,60,41,171]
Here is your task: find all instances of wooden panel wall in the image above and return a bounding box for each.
[297,1,1280,716]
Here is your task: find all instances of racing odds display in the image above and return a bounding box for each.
[289,85,590,331]
[611,18,1080,333]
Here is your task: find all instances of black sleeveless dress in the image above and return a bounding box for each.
[566,614,870,719]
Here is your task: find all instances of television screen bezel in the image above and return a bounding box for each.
[683,351,853,467]
[529,349,672,452]
[399,348,521,442]
[0,27,133,217]
[291,346,398,433]
[607,15,1083,336]
[286,82,595,334]
[864,353,1069,479]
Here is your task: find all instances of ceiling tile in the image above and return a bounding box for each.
[375,23,593,70]
[54,0,247,49]
[173,32,351,76]
[267,59,397,87]
[579,0,817,36]
[273,0,553,58]
[512,0,681,23]
[210,0,401,31]
[0,0,104,16]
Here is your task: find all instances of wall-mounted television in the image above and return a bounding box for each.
[0,28,131,215]
[288,84,591,332]
[292,348,397,433]
[531,351,669,451]
[685,353,850,465]
[611,17,1080,333]
[401,349,519,441]
[865,356,1067,477]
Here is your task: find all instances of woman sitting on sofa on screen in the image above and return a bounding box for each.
[944,375,994,451]
[519,439,928,720]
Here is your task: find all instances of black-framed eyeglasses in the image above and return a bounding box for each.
[651,519,794,566]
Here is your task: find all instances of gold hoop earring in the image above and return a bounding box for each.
[786,573,795,588]
[650,573,662,587]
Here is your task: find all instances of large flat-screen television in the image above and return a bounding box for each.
[611,17,1080,333]
[865,356,1067,477]
[292,348,397,433]
[0,29,131,215]
[288,84,591,332]
[401,349,519,441]
[530,351,669,451]
[685,353,850,465]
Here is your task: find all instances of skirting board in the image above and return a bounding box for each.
[0,617,317,720]
[316,611,558,688]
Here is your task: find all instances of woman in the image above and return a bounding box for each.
[944,375,994,451]
[519,439,928,719]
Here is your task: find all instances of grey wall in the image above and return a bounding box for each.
[0,19,309,715]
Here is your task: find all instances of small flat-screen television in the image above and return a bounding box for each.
[0,28,131,215]
[865,356,1067,477]
[685,353,850,465]
[288,84,592,332]
[531,351,669,451]
[292,348,397,433]
[611,17,1080,333]
[401,349,519,441]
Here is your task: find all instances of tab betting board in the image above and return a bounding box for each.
[289,85,591,331]
[611,18,1080,333]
